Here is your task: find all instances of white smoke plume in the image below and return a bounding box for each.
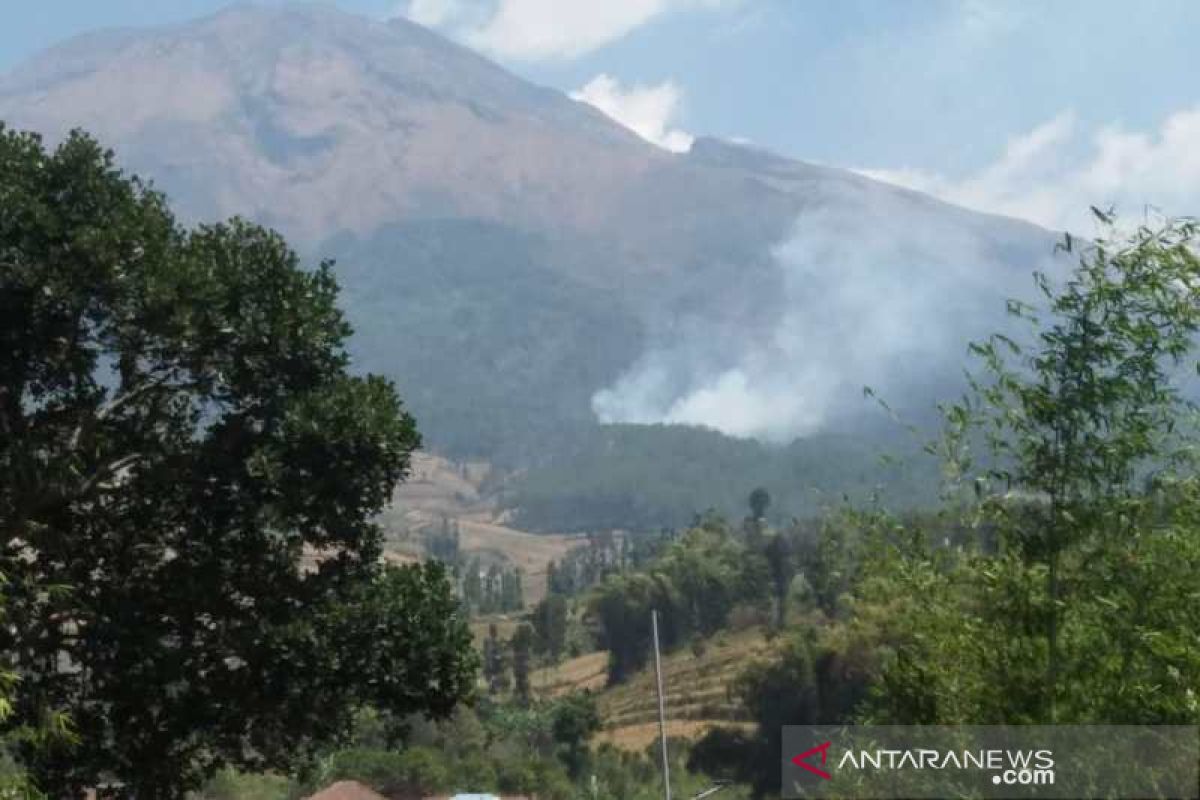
[593,179,1061,442]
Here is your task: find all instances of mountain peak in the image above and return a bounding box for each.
[0,2,651,237]
[0,4,1062,464]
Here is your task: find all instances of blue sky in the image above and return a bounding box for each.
[3,0,1199,231]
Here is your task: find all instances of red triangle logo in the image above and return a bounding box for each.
[792,741,833,780]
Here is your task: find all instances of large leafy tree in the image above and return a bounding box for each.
[587,516,755,685]
[0,127,476,797]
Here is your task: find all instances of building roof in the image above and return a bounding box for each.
[306,780,388,800]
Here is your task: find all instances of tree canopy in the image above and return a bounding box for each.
[0,127,476,797]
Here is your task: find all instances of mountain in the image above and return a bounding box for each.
[0,4,1065,526]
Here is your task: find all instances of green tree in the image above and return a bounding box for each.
[550,692,600,779]
[483,624,510,695]
[764,531,795,629]
[587,515,765,684]
[531,594,569,664]
[588,571,680,684]
[801,511,864,617]
[658,523,744,636]
[747,487,771,521]
[499,567,524,611]
[952,214,1200,720]
[0,127,476,797]
[690,632,868,798]
[0,567,72,800]
[425,518,461,567]
[510,624,534,705]
[855,215,1200,728]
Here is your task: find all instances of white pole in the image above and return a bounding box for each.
[652,609,672,800]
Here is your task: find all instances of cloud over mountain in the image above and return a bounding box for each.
[394,0,735,60]
[570,74,693,153]
[860,107,1200,234]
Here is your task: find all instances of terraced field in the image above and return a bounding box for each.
[379,455,776,749]
[378,452,584,604]
[531,651,609,697]
[533,629,776,752]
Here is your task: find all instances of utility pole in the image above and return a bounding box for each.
[652,609,671,800]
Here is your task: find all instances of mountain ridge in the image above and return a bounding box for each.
[0,4,1066,527]
[0,3,1053,247]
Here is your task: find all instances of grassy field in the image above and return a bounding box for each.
[532,628,776,752]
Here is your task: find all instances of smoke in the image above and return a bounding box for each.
[593,179,1060,442]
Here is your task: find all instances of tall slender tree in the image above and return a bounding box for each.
[510,624,534,705]
[954,214,1200,719]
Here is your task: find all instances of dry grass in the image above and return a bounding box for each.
[533,628,778,752]
[594,720,756,752]
[531,650,609,696]
[469,615,522,645]
[454,518,581,604]
[377,452,584,606]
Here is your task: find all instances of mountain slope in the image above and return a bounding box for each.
[0,3,661,244]
[0,4,1066,523]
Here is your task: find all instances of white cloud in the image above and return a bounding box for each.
[570,73,693,152]
[391,0,489,31]
[395,0,731,60]
[858,107,1200,232]
[401,0,466,28]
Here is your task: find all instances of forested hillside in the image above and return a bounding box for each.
[0,4,1065,526]
[508,423,941,531]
